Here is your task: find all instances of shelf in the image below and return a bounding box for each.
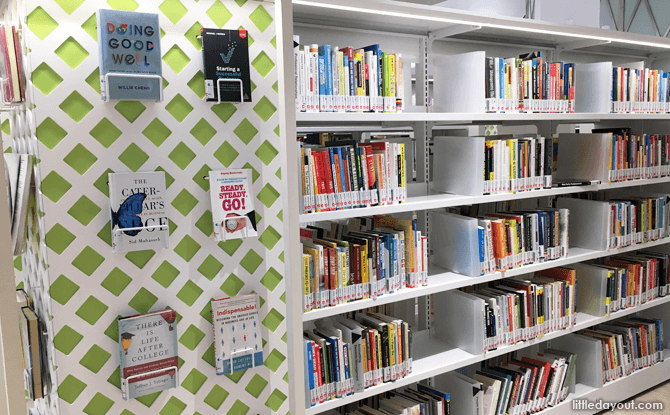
[302,237,670,322]
[304,295,670,414]
[299,176,670,224]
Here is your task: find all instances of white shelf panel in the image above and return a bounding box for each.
[299,177,670,224]
[304,296,670,414]
[296,111,670,125]
[302,237,670,322]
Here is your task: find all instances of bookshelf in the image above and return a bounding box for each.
[287,0,670,414]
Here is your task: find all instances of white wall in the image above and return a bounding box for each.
[433,0,527,18]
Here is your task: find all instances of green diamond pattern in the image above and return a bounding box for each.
[228,400,249,415]
[94,169,114,196]
[136,391,161,407]
[195,210,213,236]
[58,374,86,404]
[188,71,206,98]
[192,164,210,191]
[79,344,111,374]
[179,324,205,350]
[143,118,172,147]
[85,67,101,93]
[226,369,245,384]
[168,141,196,169]
[118,143,149,171]
[211,102,237,122]
[163,45,191,74]
[256,140,278,165]
[171,188,198,216]
[107,367,121,389]
[207,1,233,27]
[253,96,277,122]
[176,280,203,306]
[59,90,93,122]
[233,118,258,145]
[175,234,201,261]
[37,117,67,150]
[54,325,83,355]
[159,0,188,24]
[50,275,80,305]
[55,36,89,69]
[114,101,146,123]
[67,195,101,226]
[190,118,216,145]
[213,141,239,167]
[249,4,273,32]
[125,250,156,269]
[27,6,58,40]
[182,369,207,394]
[257,183,279,208]
[128,287,158,314]
[46,223,76,254]
[32,62,62,96]
[185,21,204,51]
[265,388,287,412]
[64,143,97,175]
[204,384,229,409]
[259,226,281,250]
[200,300,213,323]
[202,342,216,367]
[84,393,114,415]
[198,254,222,280]
[242,162,260,183]
[152,260,180,288]
[219,239,242,256]
[160,396,187,415]
[90,118,122,148]
[42,171,71,202]
[107,0,139,10]
[262,308,284,332]
[166,94,194,122]
[245,373,268,398]
[81,13,97,39]
[72,246,105,276]
[220,273,244,296]
[101,268,132,296]
[251,50,275,78]
[240,249,262,274]
[264,348,286,372]
[76,296,108,325]
[104,317,121,341]
[156,166,175,188]
[260,267,283,291]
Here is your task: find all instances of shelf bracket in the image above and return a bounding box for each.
[551,39,611,61]
[647,51,670,66]
[427,24,481,53]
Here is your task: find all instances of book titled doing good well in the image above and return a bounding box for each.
[212,294,263,375]
[118,308,178,399]
[109,172,168,253]
[97,9,162,100]
[209,169,257,241]
[202,28,251,102]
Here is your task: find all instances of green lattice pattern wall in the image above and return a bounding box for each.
[26,1,288,414]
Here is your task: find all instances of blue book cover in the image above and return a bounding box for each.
[498,58,504,100]
[362,44,382,96]
[318,54,326,96]
[478,227,486,265]
[348,56,355,97]
[319,45,332,96]
[97,9,162,100]
[343,55,349,94]
[304,340,314,406]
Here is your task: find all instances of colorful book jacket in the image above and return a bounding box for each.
[109,171,168,253]
[118,308,178,399]
[209,169,257,240]
[97,9,162,100]
[212,294,263,375]
[202,28,251,102]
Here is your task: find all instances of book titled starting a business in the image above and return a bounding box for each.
[97,9,162,100]
[202,28,251,102]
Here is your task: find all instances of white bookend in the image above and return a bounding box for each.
[574,61,612,113]
[430,211,481,276]
[570,263,610,317]
[433,51,486,113]
[434,372,483,415]
[551,334,605,388]
[432,290,486,355]
[433,136,485,196]
[555,133,611,183]
[556,197,610,251]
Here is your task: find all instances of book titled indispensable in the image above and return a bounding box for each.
[212,294,263,375]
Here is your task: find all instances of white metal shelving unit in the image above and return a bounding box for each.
[282,1,670,414]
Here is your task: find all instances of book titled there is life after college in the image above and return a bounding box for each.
[202,28,252,102]
[119,308,178,399]
[109,171,168,253]
[97,9,162,100]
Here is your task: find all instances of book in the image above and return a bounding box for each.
[109,171,169,253]
[12,26,25,101]
[118,308,178,399]
[5,154,35,255]
[97,9,162,100]
[2,24,20,102]
[212,294,263,375]
[202,28,252,102]
[20,306,42,400]
[208,169,257,240]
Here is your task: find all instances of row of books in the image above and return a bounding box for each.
[294,37,403,113]
[304,312,413,407]
[485,53,575,113]
[577,317,663,383]
[482,137,554,194]
[300,140,407,214]
[326,385,451,415]
[603,196,666,249]
[611,67,670,113]
[472,208,569,275]
[4,154,35,255]
[301,216,426,312]
[608,134,670,182]
[17,290,46,401]
[460,269,576,352]
[0,24,25,104]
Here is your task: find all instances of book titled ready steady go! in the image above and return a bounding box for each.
[209,169,257,241]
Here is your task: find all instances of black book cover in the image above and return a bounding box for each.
[486,57,495,98]
[202,28,251,102]
[544,137,553,176]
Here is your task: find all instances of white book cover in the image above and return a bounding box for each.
[212,294,263,375]
[209,169,257,240]
[109,171,168,253]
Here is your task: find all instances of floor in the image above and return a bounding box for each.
[598,380,670,414]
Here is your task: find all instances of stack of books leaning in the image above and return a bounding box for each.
[294,37,403,113]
